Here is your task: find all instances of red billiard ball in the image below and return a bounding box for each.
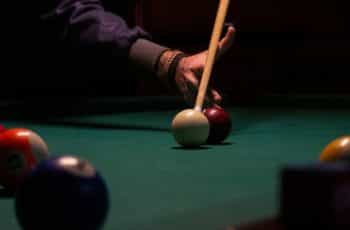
[0,128,49,190]
[0,125,5,133]
[203,105,232,144]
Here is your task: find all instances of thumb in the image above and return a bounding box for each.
[218,25,236,58]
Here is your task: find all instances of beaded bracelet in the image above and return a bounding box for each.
[167,52,188,90]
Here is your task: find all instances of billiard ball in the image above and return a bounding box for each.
[0,128,49,190]
[203,106,232,144]
[172,109,210,147]
[15,155,109,230]
[319,136,350,162]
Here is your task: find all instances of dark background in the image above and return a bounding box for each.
[136,0,350,102]
[2,0,350,104]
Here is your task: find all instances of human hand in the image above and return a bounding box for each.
[174,25,236,107]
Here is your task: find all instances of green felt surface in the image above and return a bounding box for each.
[1,105,350,230]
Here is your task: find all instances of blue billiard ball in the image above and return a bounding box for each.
[15,155,109,230]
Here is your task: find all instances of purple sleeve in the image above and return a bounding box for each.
[39,0,151,58]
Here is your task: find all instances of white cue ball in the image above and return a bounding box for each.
[171,109,209,147]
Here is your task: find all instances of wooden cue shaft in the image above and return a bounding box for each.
[194,0,230,111]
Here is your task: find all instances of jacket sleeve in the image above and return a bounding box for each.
[39,0,168,71]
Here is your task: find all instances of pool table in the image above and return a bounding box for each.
[0,95,350,230]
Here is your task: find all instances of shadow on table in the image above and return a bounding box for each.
[0,119,170,133]
[171,141,234,150]
[172,146,212,150]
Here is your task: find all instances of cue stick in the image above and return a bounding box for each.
[194,0,230,112]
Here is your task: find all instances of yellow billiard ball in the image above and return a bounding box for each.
[320,136,350,162]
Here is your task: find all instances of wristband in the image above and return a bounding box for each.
[167,52,188,90]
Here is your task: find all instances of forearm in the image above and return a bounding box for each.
[40,0,157,58]
[39,0,185,78]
